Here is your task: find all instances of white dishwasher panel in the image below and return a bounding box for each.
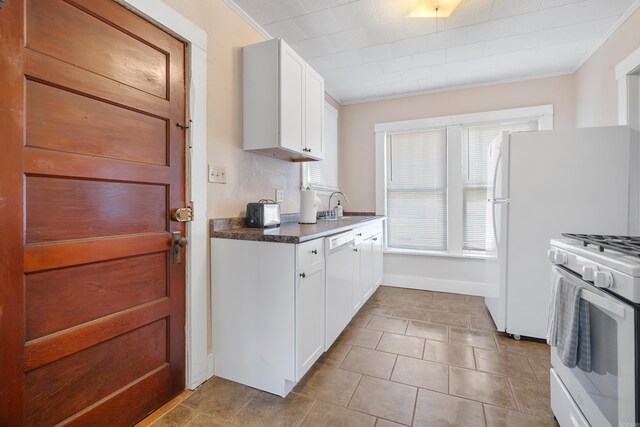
[325,231,355,348]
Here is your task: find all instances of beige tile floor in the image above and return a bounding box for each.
[146,286,558,426]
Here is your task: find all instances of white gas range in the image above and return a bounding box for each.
[549,234,640,427]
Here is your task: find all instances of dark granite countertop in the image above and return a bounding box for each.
[211,215,385,244]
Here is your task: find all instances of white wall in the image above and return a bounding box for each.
[575,6,640,127]
[384,254,496,297]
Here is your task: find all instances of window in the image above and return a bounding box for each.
[304,103,338,190]
[387,129,447,251]
[375,105,553,256]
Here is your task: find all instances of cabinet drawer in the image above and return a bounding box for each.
[354,221,383,244]
[297,238,324,269]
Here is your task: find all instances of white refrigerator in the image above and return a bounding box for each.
[484,125,639,339]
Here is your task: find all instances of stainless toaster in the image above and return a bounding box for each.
[245,202,281,228]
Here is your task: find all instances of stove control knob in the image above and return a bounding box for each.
[581,266,595,281]
[594,271,613,289]
[547,250,557,262]
[554,252,568,265]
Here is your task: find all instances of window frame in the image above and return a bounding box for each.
[375,105,554,258]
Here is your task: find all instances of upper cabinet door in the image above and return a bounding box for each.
[280,44,305,153]
[304,65,324,160]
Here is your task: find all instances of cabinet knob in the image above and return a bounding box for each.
[353,248,358,252]
[356,233,362,236]
[299,272,306,278]
[372,237,378,241]
[311,249,318,254]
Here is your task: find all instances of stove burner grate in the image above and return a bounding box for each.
[562,234,640,258]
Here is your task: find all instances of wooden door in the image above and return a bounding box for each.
[0,0,187,425]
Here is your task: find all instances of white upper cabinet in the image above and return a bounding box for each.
[304,65,324,158]
[243,39,324,161]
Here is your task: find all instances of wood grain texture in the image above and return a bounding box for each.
[27,0,168,98]
[26,80,168,165]
[26,176,167,243]
[26,253,167,340]
[24,298,170,371]
[24,233,171,273]
[24,49,171,118]
[24,146,171,184]
[63,365,172,427]
[0,0,26,424]
[26,319,168,426]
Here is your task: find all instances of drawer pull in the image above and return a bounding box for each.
[356,233,362,236]
[311,249,318,254]
[353,249,358,252]
[372,237,378,241]
[299,272,306,278]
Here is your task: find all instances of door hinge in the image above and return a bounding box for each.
[176,119,192,130]
[172,201,194,222]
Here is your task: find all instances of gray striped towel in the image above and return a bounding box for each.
[549,275,592,372]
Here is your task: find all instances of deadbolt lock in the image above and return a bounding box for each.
[172,202,194,222]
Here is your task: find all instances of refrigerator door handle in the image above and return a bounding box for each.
[490,152,502,249]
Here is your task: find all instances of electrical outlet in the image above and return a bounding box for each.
[208,165,227,184]
[275,189,284,203]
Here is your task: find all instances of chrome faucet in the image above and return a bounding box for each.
[329,191,348,217]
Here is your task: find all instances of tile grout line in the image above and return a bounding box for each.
[294,398,318,427]
[344,372,365,408]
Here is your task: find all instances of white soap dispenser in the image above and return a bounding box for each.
[335,200,343,218]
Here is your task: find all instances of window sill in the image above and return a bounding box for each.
[384,247,496,260]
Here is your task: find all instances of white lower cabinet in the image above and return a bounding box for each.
[352,227,384,315]
[372,232,383,288]
[211,238,324,397]
[295,259,325,381]
[352,240,370,314]
[211,219,384,397]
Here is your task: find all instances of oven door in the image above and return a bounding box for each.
[551,265,636,427]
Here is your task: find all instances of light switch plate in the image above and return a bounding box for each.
[208,165,227,184]
[275,189,284,203]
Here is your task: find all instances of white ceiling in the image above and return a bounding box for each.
[231,0,639,104]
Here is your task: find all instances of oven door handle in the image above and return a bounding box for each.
[580,288,626,319]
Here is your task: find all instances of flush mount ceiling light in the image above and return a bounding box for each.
[408,0,462,17]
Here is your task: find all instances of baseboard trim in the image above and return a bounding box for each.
[383,274,498,298]
[207,353,215,379]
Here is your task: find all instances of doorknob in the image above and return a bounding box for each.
[172,231,188,264]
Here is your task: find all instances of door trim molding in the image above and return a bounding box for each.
[616,46,640,128]
[117,0,209,390]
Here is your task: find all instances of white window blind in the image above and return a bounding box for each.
[462,120,538,252]
[387,129,447,251]
[307,104,338,190]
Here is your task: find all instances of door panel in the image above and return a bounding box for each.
[26,177,167,243]
[26,80,168,165]
[0,0,187,425]
[26,253,167,340]
[25,320,167,426]
[304,65,324,158]
[26,0,168,98]
[280,45,304,153]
